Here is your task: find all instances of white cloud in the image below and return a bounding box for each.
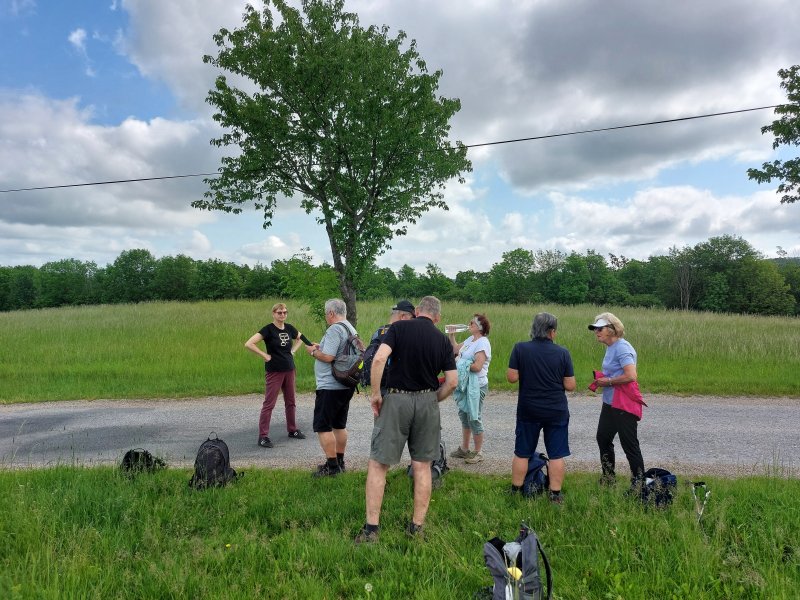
[68,28,87,53]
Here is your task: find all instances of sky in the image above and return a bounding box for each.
[1,0,799,276]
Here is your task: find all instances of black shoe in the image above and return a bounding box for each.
[354,526,379,544]
[548,490,564,505]
[338,458,346,472]
[258,437,273,448]
[312,462,342,478]
[405,521,424,539]
[288,430,306,440]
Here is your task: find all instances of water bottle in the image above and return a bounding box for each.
[445,323,469,333]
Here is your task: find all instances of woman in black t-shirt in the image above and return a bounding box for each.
[245,302,307,448]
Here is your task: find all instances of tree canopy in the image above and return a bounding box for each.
[748,65,800,204]
[195,0,471,325]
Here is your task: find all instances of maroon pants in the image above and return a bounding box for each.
[259,369,297,437]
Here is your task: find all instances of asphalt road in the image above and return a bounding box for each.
[1,392,798,478]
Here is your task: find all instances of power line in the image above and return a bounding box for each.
[0,104,780,194]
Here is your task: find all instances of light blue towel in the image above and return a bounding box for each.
[453,357,480,421]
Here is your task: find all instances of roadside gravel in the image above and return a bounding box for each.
[1,392,798,478]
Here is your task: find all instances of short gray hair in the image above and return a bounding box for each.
[531,312,558,340]
[324,298,347,317]
[416,295,441,317]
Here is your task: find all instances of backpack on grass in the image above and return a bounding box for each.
[523,453,549,497]
[639,467,677,508]
[407,440,449,489]
[120,448,166,477]
[480,522,553,600]
[188,434,241,490]
[331,322,366,388]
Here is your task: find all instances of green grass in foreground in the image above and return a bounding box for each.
[1,300,799,402]
[1,468,798,599]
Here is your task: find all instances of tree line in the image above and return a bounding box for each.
[1,235,798,318]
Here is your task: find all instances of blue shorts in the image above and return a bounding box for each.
[514,414,570,460]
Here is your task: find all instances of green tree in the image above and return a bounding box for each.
[197,0,471,325]
[419,263,453,298]
[191,259,244,300]
[271,250,340,323]
[394,264,421,300]
[153,255,197,301]
[553,253,589,305]
[103,249,157,304]
[357,265,397,300]
[748,65,800,204]
[242,263,281,299]
[487,248,538,304]
[37,259,97,308]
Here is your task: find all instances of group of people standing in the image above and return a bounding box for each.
[245,297,645,543]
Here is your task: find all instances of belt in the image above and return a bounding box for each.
[386,388,437,394]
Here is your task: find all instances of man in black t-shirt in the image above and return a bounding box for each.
[244,302,307,448]
[355,296,457,544]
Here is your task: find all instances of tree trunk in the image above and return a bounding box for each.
[339,276,358,328]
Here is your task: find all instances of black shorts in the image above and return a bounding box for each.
[313,388,355,432]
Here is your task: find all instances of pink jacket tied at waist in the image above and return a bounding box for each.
[591,370,648,421]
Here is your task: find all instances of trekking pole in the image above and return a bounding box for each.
[690,481,711,522]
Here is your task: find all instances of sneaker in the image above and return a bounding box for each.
[405,521,424,539]
[258,437,273,448]
[312,462,342,478]
[549,491,564,505]
[354,526,379,545]
[288,430,306,440]
[338,458,346,473]
[464,451,484,464]
[449,446,471,459]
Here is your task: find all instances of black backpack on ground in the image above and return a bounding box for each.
[188,434,240,490]
[407,440,449,489]
[360,324,390,387]
[639,467,677,508]
[331,322,366,388]
[120,448,166,477]
[480,522,553,600]
[523,453,549,497]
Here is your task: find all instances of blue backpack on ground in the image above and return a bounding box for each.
[523,453,549,497]
[639,467,677,508]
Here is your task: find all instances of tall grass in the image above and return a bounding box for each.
[1,300,798,403]
[0,467,797,599]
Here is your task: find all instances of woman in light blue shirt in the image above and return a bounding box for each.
[589,312,645,490]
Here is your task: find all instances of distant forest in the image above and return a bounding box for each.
[1,235,798,316]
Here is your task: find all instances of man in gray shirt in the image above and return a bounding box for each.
[304,298,358,477]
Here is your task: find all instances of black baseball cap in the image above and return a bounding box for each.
[392,299,416,316]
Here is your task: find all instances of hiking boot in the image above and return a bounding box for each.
[288,430,306,440]
[464,451,484,464]
[258,437,273,448]
[405,521,424,539]
[354,526,379,545]
[312,462,342,478]
[449,446,471,459]
[338,458,346,472]
[549,491,564,505]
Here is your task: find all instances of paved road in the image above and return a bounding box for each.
[1,393,798,478]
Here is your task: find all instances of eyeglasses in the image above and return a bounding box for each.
[274,311,288,315]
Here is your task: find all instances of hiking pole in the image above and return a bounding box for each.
[690,481,711,522]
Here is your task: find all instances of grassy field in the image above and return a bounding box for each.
[1,299,799,403]
[0,467,797,599]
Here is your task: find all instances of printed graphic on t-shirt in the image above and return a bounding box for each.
[278,332,291,346]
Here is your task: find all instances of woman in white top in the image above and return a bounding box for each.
[447,313,492,464]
